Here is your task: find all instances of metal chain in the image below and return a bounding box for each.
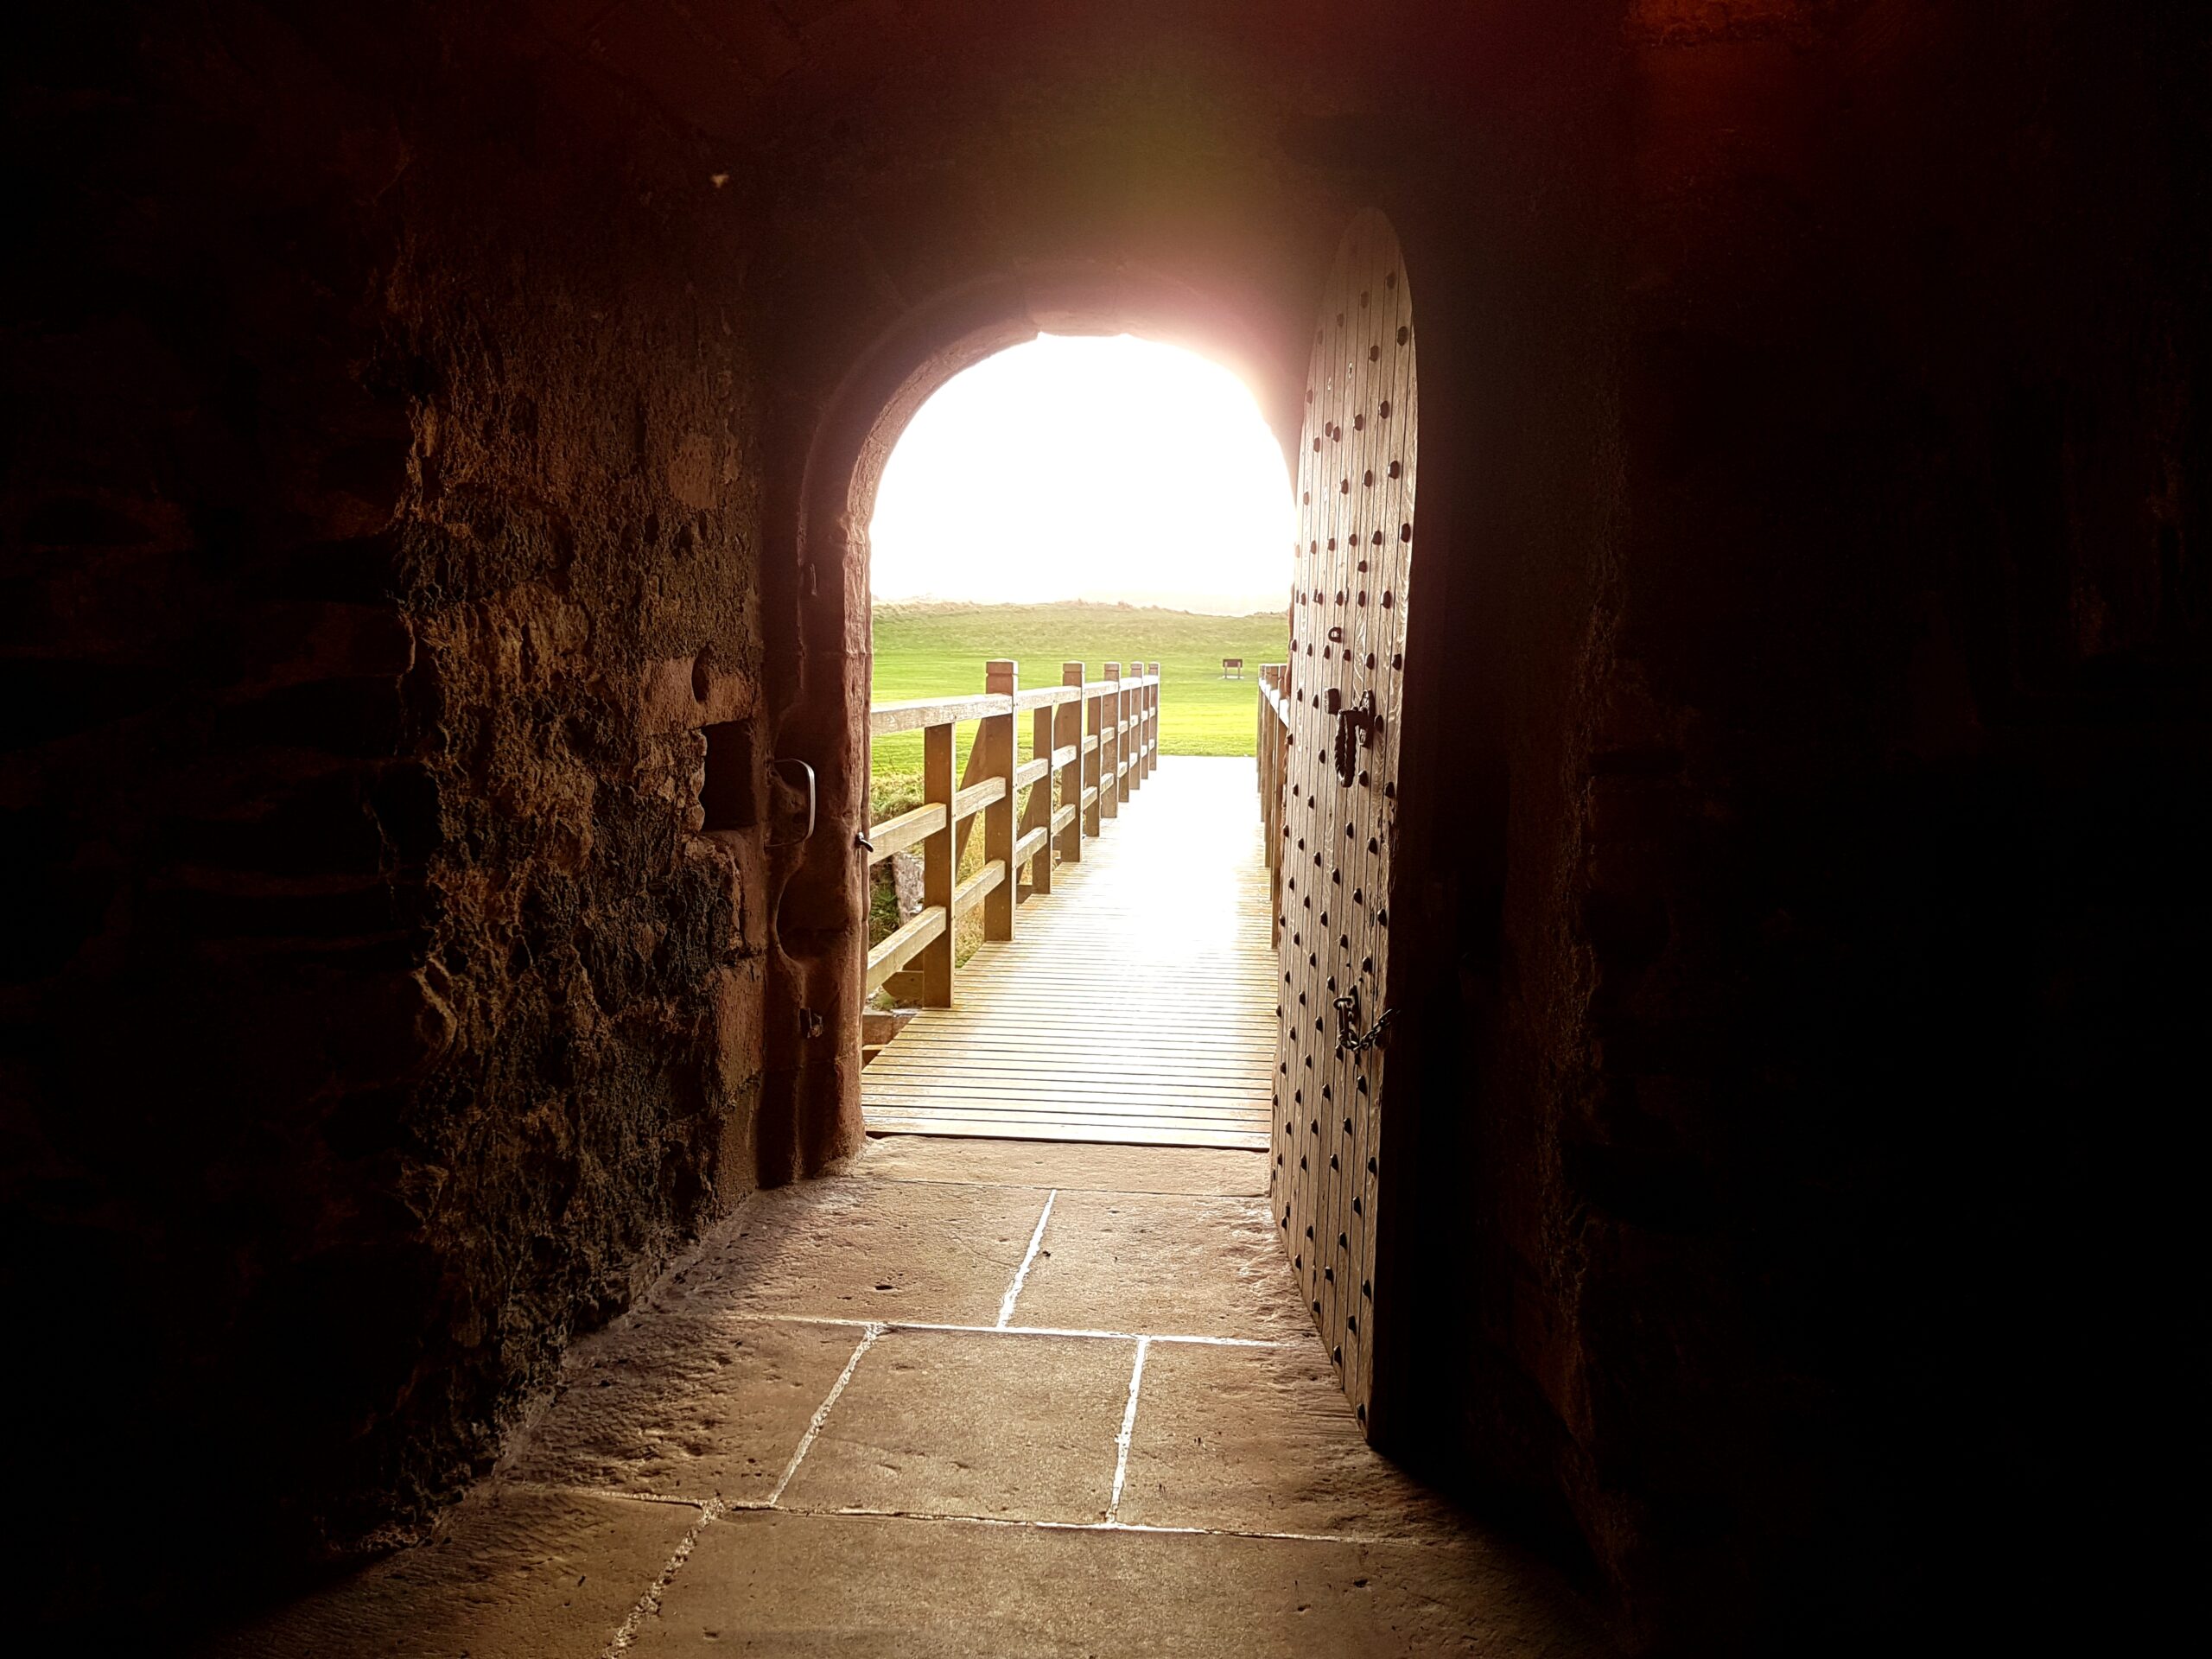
[1332,989,1395,1056]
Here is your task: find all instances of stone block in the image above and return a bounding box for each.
[1010,1190,1310,1341]
[630,1510,1608,1657]
[647,1177,1050,1328]
[1117,1340,1465,1539]
[505,1313,860,1505]
[709,960,765,1092]
[778,1328,1132,1522]
[197,1488,691,1659]
[639,651,758,737]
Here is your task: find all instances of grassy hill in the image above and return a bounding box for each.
[868,600,1285,818]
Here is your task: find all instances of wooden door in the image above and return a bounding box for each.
[1274,211,1418,1433]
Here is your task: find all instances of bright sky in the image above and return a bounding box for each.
[868,334,1294,616]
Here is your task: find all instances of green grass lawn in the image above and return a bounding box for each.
[868,600,1286,820]
[864,601,1286,973]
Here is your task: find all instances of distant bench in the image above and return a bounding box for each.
[1222,658,1244,679]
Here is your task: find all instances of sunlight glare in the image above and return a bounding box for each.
[868,334,1293,616]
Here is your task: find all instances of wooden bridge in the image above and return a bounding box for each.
[860,661,1275,1149]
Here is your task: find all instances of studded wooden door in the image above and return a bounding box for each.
[1274,211,1417,1433]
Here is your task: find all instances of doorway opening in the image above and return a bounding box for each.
[855,332,1294,1147]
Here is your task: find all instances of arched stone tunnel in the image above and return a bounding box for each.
[4,1,2204,1652]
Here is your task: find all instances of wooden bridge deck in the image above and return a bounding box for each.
[864,757,1274,1149]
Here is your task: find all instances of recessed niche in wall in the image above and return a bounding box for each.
[701,719,757,832]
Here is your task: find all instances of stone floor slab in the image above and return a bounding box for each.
[628,1510,1611,1658]
[1116,1339,1466,1539]
[780,1327,1134,1522]
[1009,1188,1311,1339]
[504,1313,863,1503]
[851,1135,1268,1196]
[648,1177,1049,1326]
[196,1165,1611,1658]
[198,1489,690,1659]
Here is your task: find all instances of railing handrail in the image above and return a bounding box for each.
[869,677,1160,737]
[863,657,1164,1012]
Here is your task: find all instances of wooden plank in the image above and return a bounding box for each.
[918,721,955,1004]
[951,858,1005,918]
[953,775,1006,823]
[868,1093,1265,1118]
[1023,694,1058,897]
[863,1052,1272,1084]
[866,1071,1271,1096]
[869,692,1010,735]
[1099,664,1122,820]
[865,1116,1268,1152]
[868,800,947,864]
[1013,824,1049,869]
[982,660,1018,942]
[1057,664,1086,866]
[1014,757,1052,789]
[867,906,946,995]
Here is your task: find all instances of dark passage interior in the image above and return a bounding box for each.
[4,2,2206,1653]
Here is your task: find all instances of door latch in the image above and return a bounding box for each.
[1332,690,1377,787]
[1332,984,1395,1056]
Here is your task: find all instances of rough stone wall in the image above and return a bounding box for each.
[3,0,769,1616]
[1393,3,2210,1651]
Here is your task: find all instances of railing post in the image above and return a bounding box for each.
[1060,661,1085,862]
[1083,665,1104,838]
[982,659,1017,941]
[1027,680,1057,895]
[1128,660,1140,800]
[1147,660,1162,778]
[1127,659,1145,797]
[1101,662,1122,819]
[1115,664,1132,814]
[920,716,955,1006]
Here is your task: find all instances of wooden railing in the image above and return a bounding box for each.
[866,658,1162,1006]
[1256,662,1291,944]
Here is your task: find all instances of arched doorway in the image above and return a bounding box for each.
[766,270,1300,1172]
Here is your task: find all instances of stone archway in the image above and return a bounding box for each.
[756,266,1306,1175]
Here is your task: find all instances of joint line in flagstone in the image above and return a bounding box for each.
[501,1482,714,1511]
[722,1503,1403,1548]
[1106,1336,1151,1522]
[766,1321,882,1508]
[996,1187,1058,1328]
[505,1484,1422,1552]
[600,1496,724,1657]
[751,1313,1281,1347]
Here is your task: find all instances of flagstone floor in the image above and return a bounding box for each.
[201,1136,1610,1658]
